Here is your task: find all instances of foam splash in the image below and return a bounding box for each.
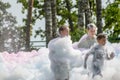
[0,43,119,80]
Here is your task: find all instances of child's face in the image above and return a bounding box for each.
[60,27,69,36]
[98,38,106,46]
[87,27,97,37]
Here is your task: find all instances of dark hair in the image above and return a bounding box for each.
[97,33,106,40]
[59,25,68,33]
[87,23,97,30]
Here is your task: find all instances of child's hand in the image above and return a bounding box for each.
[110,52,115,59]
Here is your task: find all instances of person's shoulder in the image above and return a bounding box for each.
[51,37,60,42]
[82,34,88,38]
[79,34,88,41]
[62,35,72,44]
[88,44,98,54]
[48,37,60,47]
[90,43,99,49]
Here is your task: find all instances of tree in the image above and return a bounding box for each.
[25,0,34,51]
[78,0,84,28]
[103,0,120,42]
[0,1,25,52]
[51,0,57,38]
[18,0,120,43]
[44,0,52,46]
[84,0,93,27]
[96,0,102,34]
[65,0,74,31]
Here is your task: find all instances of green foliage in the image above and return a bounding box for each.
[17,0,28,13]
[18,0,44,25]
[34,28,45,40]
[0,1,25,52]
[17,0,44,38]
[103,0,120,42]
[18,0,79,38]
[18,0,120,43]
[0,1,11,9]
[70,27,85,42]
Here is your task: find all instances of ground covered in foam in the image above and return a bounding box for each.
[0,43,119,80]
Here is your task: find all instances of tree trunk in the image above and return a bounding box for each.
[78,0,84,29]
[51,0,57,38]
[84,0,92,28]
[25,0,34,51]
[44,0,52,47]
[0,31,4,52]
[96,0,102,34]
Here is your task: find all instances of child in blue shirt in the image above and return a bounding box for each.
[84,33,114,78]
